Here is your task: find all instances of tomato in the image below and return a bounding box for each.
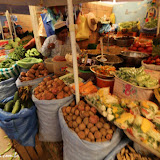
[141,108,149,115]
[146,47,153,52]
[156,58,160,63]
[128,47,133,50]
[143,60,148,64]
[132,47,137,51]
[140,44,146,48]
[127,128,133,136]
[138,47,144,51]
[133,42,140,48]
[146,42,152,47]
[153,55,160,60]
[130,109,134,115]
[140,137,145,141]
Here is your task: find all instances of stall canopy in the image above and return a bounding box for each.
[0,0,100,6]
[0,0,123,7]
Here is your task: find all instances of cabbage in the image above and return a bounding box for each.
[8,39,14,45]
[15,37,21,42]
[4,44,12,50]
[12,42,19,48]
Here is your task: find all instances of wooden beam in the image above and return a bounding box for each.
[29,5,42,52]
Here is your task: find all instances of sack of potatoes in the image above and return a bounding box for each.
[20,63,49,82]
[34,76,73,100]
[62,100,116,142]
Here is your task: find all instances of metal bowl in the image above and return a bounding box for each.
[115,36,134,47]
[120,51,149,67]
[103,54,124,69]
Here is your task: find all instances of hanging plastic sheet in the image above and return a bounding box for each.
[41,8,56,37]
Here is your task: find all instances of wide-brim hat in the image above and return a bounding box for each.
[54,21,67,30]
[87,12,98,32]
[3,26,8,29]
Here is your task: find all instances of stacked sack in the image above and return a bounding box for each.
[0,86,38,146]
[32,76,74,142]
[59,100,122,160]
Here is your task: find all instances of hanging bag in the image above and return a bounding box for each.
[76,14,90,41]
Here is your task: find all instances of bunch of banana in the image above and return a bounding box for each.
[18,86,32,102]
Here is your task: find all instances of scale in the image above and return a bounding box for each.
[96,33,110,63]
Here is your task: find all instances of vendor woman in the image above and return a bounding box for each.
[41,21,81,57]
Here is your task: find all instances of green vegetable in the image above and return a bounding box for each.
[119,21,139,31]
[12,42,19,48]
[17,57,43,69]
[116,67,158,88]
[0,145,12,156]
[8,45,26,61]
[13,91,19,102]
[21,103,25,110]
[12,100,21,114]
[144,18,157,29]
[4,100,14,112]
[15,37,21,43]
[25,48,40,57]
[0,59,15,68]
[5,44,12,50]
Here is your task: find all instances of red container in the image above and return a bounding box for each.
[96,77,115,93]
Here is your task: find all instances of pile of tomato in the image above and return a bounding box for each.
[129,42,152,54]
[143,55,160,65]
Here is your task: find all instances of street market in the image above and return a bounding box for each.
[0,0,160,160]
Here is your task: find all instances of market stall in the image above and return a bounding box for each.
[0,0,160,160]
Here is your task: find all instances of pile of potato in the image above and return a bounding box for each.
[62,100,116,142]
[20,63,49,82]
[116,144,157,160]
[34,76,72,100]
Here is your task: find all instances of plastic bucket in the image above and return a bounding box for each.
[44,58,67,76]
[96,77,115,93]
[53,60,67,76]
[44,58,54,73]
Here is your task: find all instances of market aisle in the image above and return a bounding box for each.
[0,128,63,160]
[0,128,19,160]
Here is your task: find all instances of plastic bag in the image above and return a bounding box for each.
[0,77,17,101]
[0,96,38,147]
[58,107,123,160]
[76,14,90,41]
[17,58,43,69]
[32,94,74,142]
[0,63,20,79]
[41,12,55,37]
[38,16,47,37]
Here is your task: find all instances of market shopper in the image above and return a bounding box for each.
[3,26,11,39]
[15,25,35,50]
[41,21,81,58]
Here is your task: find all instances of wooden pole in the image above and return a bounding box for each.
[29,5,42,52]
[157,6,160,35]
[10,7,17,38]
[157,1,160,35]
[0,21,4,40]
[5,10,13,40]
[67,0,80,104]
